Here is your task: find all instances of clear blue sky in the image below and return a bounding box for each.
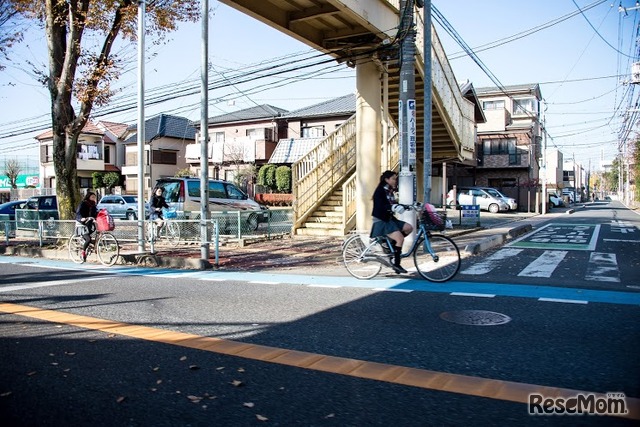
[0,0,637,171]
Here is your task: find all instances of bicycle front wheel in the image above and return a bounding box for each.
[68,235,84,264]
[342,235,382,280]
[96,233,120,266]
[163,221,180,246]
[413,234,461,282]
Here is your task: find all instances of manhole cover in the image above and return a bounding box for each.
[440,310,511,326]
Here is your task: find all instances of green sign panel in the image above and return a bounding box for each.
[0,174,40,189]
[508,223,600,251]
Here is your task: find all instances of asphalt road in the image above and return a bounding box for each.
[0,201,638,426]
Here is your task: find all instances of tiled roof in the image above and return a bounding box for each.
[35,120,127,141]
[475,83,541,98]
[207,104,288,125]
[281,93,355,119]
[269,137,323,164]
[125,114,196,143]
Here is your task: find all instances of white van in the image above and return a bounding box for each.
[155,177,269,227]
[447,187,509,213]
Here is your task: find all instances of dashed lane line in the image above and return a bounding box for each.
[0,301,637,421]
[0,276,109,293]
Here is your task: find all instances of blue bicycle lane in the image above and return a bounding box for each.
[2,255,639,307]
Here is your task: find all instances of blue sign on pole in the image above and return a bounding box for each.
[460,204,480,218]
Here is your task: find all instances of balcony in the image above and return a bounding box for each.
[477,108,512,133]
[185,139,277,164]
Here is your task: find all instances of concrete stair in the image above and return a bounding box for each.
[295,189,346,236]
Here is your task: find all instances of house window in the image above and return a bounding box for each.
[482,100,505,110]
[77,144,100,160]
[104,146,111,163]
[482,138,516,155]
[78,177,91,188]
[152,150,177,165]
[126,152,137,166]
[302,125,325,137]
[513,98,538,116]
[246,127,274,141]
[213,132,224,143]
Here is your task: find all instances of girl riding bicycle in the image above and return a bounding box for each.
[75,191,98,261]
[371,170,413,274]
[150,187,170,236]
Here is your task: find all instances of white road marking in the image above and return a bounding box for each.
[0,276,110,293]
[460,248,523,275]
[307,284,341,288]
[538,298,588,304]
[585,252,620,283]
[373,288,413,292]
[249,281,281,285]
[450,292,495,298]
[518,250,568,278]
[603,239,640,243]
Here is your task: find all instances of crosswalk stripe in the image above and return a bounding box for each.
[585,252,620,282]
[460,248,523,275]
[518,250,568,278]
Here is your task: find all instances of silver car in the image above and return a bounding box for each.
[97,195,147,220]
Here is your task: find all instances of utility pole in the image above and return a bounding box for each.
[398,0,418,246]
[136,0,146,253]
[541,100,547,214]
[200,0,210,262]
[422,0,432,205]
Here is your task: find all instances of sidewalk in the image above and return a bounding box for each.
[1,208,572,274]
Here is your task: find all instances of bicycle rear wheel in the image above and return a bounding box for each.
[163,221,180,246]
[413,234,461,282]
[342,235,382,279]
[96,233,120,266]
[68,235,84,264]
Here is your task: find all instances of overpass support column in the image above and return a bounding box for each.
[355,59,382,233]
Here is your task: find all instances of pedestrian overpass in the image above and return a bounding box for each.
[219,0,480,235]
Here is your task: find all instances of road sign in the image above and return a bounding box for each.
[509,223,600,251]
[460,205,480,218]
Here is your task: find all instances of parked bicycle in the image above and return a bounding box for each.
[342,203,461,282]
[146,208,180,246]
[68,218,120,266]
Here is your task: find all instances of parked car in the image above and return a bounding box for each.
[155,177,269,230]
[548,192,564,207]
[481,187,517,211]
[0,200,27,220]
[97,194,148,220]
[23,195,59,221]
[446,187,509,213]
[562,188,576,203]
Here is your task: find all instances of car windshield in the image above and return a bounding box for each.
[485,189,503,198]
[123,196,137,203]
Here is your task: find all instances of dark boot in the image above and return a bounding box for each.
[393,247,408,274]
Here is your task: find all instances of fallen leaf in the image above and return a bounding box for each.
[152,367,160,372]
[237,368,245,373]
[48,353,55,357]
[230,380,243,387]
[324,413,335,418]
[107,334,115,338]
[65,352,76,356]
[0,392,12,397]
[243,402,255,408]
[216,367,225,371]
[116,396,126,403]
[26,371,37,376]
[187,395,202,403]
[150,388,157,392]
[50,362,58,366]
[87,339,96,343]
[179,356,187,361]
[256,415,268,421]
[63,369,71,372]
[156,380,162,385]
[188,365,200,370]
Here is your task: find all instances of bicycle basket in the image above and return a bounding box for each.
[421,210,446,231]
[163,208,177,219]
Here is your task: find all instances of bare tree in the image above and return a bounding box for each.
[0,0,23,70]
[3,158,21,189]
[11,1,199,218]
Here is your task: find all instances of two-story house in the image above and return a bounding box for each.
[269,93,356,165]
[187,105,288,185]
[120,114,196,198]
[37,120,128,193]
[474,83,544,210]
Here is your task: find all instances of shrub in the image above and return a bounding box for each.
[102,172,120,190]
[257,164,277,191]
[92,172,104,189]
[275,165,291,193]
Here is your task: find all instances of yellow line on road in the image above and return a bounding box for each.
[1,301,637,420]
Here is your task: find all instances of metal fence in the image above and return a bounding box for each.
[4,207,293,249]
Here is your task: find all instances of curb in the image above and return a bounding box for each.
[463,223,533,255]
